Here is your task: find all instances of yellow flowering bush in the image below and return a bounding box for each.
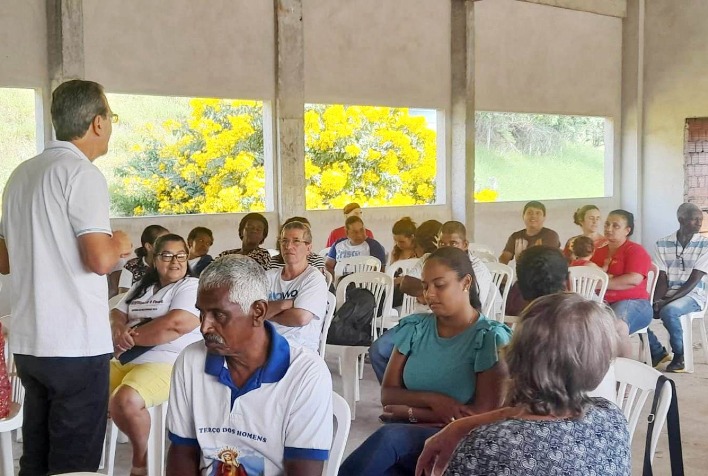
[304,104,437,209]
[111,101,437,216]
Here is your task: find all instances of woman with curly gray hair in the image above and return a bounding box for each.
[416,293,630,476]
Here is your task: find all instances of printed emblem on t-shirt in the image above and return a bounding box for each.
[208,446,263,476]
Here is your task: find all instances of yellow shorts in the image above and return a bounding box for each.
[109,359,173,408]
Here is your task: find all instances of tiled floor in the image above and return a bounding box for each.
[7,319,708,475]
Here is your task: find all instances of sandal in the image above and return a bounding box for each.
[130,466,147,476]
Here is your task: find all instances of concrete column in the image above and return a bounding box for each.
[620,0,645,240]
[46,0,84,142]
[274,0,306,223]
[450,0,476,238]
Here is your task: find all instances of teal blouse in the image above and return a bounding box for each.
[393,313,512,404]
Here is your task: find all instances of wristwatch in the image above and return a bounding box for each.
[408,407,417,423]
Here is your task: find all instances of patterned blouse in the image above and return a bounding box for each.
[124,257,149,285]
[445,398,630,476]
[218,247,271,271]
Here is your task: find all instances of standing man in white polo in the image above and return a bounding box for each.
[0,79,132,475]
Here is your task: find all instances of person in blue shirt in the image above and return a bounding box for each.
[338,247,512,476]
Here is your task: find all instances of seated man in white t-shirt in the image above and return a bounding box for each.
[325,216,387,276]
[265,221,328,352]
[166,255,333,476]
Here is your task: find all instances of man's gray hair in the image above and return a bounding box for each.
[199,255,268,312]
[51,80,109,141]
[677,202,702,220]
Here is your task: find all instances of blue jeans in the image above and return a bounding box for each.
[370,327,398,384]
[610,299,653,334]
[338,424,438,476]
[647,295,701,357]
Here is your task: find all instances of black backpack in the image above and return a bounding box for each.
[326,287,377,346]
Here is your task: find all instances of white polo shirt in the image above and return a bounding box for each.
[167,323,333,475]
[115,277,202,364]
[0,141,113,357]
[266,266,328,352]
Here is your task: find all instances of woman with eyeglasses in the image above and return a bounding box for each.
[590,210,653,338]
[109,234,202,476]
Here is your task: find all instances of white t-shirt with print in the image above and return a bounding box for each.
[266,266,327,352]
[0,141,114,357]
[167,327,333,475]
[115,277,202,364]
[118,257,148,289]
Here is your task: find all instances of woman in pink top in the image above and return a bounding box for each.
[325,202,374,247]
[590,209,653,335]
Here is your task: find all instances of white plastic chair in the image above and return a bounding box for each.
[108,292,127,309]
[107,402,168,476]
[678,302,708,373]
[568,266,609,301]
[323,269,334,289]
[483,262,514,322]
[0,316,22,476]
[468,243,495,255]
[333,256,381,282]
[319,247,331,257]
[327,272,393,419]
[266,248,279,257]
[319,292,336,358]
[633,262,659,365]
[470,250,498,263]
[382,258,420,329]
[322,392,351,476]
[613,357,672,464]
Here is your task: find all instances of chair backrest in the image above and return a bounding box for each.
[323,269,334,289]
[385,258,420,319]
[319,247,331,257]
[334,256,382,281]
[319,292,336,357]
[470,250,498,263]
[266,248,279,257]
[483,262,514,322]
[647,262,660,303]
[323,392,351,476]
[613,357,671,463]
[384,258,419,279]
[568,266,609,302]
[108,292,126,309]
[0,315,24,406]
[335,271,393,340]
[468,243,495,255]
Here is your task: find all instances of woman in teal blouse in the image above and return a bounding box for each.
[339,247,512,476]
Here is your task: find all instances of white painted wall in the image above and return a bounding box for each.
[640,0,708,248]
[82,0,275,100]
[3,0,627,262]
[0,0,47,88]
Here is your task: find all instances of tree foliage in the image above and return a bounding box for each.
[111,100,437,216]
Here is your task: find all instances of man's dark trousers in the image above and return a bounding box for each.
[14,353,110,476]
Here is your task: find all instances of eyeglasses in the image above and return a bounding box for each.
[675,242,686,271]
[108,113,119,124]
[158,251,188,262]
[279,239,310,247]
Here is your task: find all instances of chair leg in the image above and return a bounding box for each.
[699,317,708,364]
[681,315,695,373]
[637,334,651,366]
[1,431,13,476]
[340,350,359,420]
[107,419,120,476]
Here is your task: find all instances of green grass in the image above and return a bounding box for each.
[475,144,606,201]
[0,88,37,208]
